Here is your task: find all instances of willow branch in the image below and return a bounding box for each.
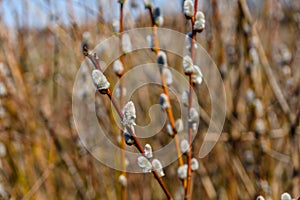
[147,5,184,167]
[83,51,174,200]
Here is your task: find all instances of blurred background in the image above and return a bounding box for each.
[0,0,299,199]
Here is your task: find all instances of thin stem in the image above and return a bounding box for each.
[185,1,199,199]
[84,52,173,200]
[106,89,174,200]
[119,3,127,200]
[238,0,293,123]
[161,67,184,167]
[185,76,193,200]
[87,54,101,71]
[147,6,184,167]
[148,7,155,26]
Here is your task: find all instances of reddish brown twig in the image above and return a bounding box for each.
[83,50,173,200]
[106,89,173,200]
[146,5,184,168]
[118,3,127,200]
[185,1,198,199]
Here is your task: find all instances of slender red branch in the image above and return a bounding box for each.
[147,6,184,167]
[185,0,199,199]
[106,89,173,200]
[119,3,127,200]
[84,52,173,200]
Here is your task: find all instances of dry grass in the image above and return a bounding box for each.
[0,0,299,199]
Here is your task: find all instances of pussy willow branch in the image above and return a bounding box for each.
[84,52,173,200]
[238,0,293,124]
[146,6,184,167]
[239,1,297,195]
[185,0,198,199]
[107,90,173,200]
[238,5,263,194]
[118,2,127,200]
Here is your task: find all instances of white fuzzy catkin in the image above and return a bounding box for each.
[281,193,292,200]
[122,101,136,126]
[188,107,199,123]
[185,32,192,50]
[166,123,174,136]
[281,48,292,63]
[195,11,205,22]
[175,119,184,132]
[192,65,203,85]
[155,16,164,27]
[154,7,164,26]
[92,69,110,90]
[177,164,188,179]
[245,150,254,163]
[282,65,291,76]
[192,122,197,131]
[113,59,124,75]
[123,128,134,145]
[152,159,165,177]
[183,55,194,74]
[144,0,153,8]
[144,144,153,159]
[191,158,199,171]
[255,118,265,134]
[185,32,198,51]
[82,31,91,47]
[159,93,170,110]
[122,33,132,54]
[246,89,255,103]
[146,34,154,50]
[194,11,205,31]
[112,19,120,33]
[137,156,152,173]
[157,51,167,66]
[183,0,194,18]
[182,90,189,107]
[180,139,190,154]
[163,68,173,85]
[118,175,127,187]
[256,196,265,200]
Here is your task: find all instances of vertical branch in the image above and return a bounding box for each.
[106,89,173,200]
[147,5,184,168]
[238,0,293,123]
[83,48,173,200]
[185,1,198,199]
[118,2,127,200]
